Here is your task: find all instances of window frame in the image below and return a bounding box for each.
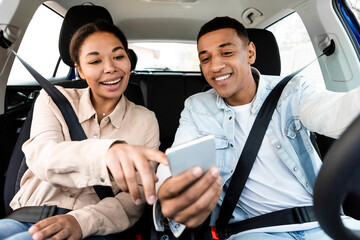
[333,0,360,59]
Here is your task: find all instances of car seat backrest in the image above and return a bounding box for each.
[3,109,33,215]
[128,49,138,72]
[58,5,138,72]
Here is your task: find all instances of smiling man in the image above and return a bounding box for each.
[155,16,360,239]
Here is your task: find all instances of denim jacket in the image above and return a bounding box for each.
[154,68,360,237]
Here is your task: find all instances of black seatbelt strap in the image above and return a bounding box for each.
[215,41,335,239]
[8,47,114,200]
[10,49,86,140]
[224,206,316,237]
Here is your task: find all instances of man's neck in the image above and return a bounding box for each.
[226,73,258,106]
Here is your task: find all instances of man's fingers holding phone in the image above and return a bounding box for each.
[173,182,222,228]
[158,166,204,199]
[159,166,222,219]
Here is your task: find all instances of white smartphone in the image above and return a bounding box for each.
[165,135,216,176]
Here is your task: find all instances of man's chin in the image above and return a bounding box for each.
[215,89,232,99]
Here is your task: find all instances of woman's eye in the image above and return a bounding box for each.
[89,60,100,65]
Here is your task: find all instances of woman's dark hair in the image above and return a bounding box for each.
[197,16,249,43]
[70,19,128,66]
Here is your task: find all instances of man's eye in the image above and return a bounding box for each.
[201,57,210,63]
[114,55,124,60]
[223,51,232,56]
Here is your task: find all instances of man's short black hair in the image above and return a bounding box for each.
[197,16,249,43]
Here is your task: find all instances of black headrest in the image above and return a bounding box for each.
[128,49,138,71]
[247,28,281,76]
[59,5,113,67]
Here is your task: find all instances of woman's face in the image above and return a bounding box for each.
[76,31,131,103]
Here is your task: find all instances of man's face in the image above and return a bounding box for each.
[198,28,256,106]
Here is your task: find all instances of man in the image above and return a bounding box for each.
[154,16,360,239]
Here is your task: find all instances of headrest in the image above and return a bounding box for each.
[247,28,281,76]
[59,5,113,67]
[128,49,138,71]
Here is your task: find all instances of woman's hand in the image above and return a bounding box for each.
[29,215,82,240]
[105,143,168,205]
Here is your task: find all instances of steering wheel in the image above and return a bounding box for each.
[314,114,360,240]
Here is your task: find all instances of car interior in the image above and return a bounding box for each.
[0,0,359,239]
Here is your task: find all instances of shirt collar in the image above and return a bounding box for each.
[216,93,227,109]
[78,87,126,128]
[79,88,96,123]
[250,67,265,115]
[108,95,126,129]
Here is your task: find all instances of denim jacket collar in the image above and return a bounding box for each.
[215,67,269,115]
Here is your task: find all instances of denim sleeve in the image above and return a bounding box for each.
[153,97,199,237]
[153,164,187,237]
[172,97,200,146]
[153,200,187,237]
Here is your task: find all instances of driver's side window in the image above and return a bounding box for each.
[267,12,326,89]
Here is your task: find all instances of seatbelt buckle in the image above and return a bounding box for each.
[210,226,219,239]
[293,206,313,223]
[39,205,57,221]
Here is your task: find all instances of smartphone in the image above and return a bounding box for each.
[165,135,216,176]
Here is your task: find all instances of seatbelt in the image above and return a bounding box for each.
[214,41,335,239]
[7,47,114,200]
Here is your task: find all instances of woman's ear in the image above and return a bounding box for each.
[248,42,256,65]
[75,64,85,79]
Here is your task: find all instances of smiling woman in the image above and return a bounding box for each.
[69,21,131,122]
[0,19,168,240]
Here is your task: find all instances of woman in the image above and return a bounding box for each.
[0,20,167,240]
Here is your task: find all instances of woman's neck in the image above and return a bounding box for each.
[91,94,121,123]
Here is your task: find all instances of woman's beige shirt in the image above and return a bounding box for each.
[10,86,160,237]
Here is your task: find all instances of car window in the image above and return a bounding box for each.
[345,0,360,22]
[267,13,326,89]
[129,42,199,72]
[340,0,360,54]
[7,5,68,86]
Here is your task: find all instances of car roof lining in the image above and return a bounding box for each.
[43,0,299,42]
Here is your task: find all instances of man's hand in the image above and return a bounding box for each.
[28,215,82,240]
[158,166,222,228]
[105,143,168,205]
